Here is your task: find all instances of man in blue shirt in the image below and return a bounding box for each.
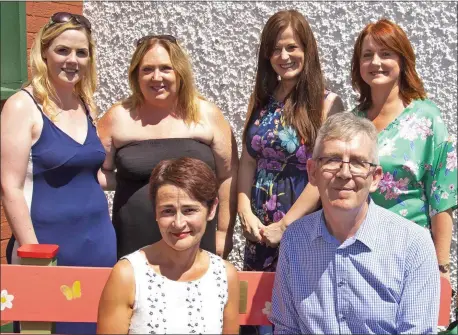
[269,112,440,334]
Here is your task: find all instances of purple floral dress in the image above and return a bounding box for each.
[244,96,321,272]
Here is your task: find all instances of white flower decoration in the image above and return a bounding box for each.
[1,289,14,311]
[399,115,432,141]
[446,150,457,171]
[399,209,408,217]
[378,138,396,157]
[262,301,272,317]
[403,160,419,175]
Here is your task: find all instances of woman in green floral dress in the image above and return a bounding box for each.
[350,18,457,282]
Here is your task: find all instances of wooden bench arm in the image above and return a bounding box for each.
[17,244,59,259]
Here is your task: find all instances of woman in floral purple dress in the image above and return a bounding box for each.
[237,10,344,272]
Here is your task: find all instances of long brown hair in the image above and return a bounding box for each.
[351,18,427,111]
[122,38,200,125]
[243,10,325,148]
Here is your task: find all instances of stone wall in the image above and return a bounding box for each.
[84,1,457,305]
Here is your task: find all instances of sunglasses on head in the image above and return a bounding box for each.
[136,34,177,47]
[46,12,92,32]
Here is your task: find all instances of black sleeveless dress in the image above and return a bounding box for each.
[113,138,217,259]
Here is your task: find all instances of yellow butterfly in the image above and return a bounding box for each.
[60,280,82,301]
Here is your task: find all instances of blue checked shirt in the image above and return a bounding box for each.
[269,200,440,334]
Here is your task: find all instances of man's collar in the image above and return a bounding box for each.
[310,209,326,242]
[313,198,379,250]
[353,198,379,251]
[310,211,341,246]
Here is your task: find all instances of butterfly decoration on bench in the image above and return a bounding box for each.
[60,280,82,301]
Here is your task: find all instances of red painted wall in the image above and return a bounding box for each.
[25,1,84,77]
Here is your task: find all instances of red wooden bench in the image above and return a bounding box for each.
[0,244,452,334]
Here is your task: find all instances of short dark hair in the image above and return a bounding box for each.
[149,157,218,208]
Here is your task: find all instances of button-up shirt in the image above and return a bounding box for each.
[269,200,440,334]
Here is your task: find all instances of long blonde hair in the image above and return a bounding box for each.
[122,38,200,125]
[26,20,97,119]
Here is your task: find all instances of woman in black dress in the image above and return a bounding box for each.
[97,35,238,259]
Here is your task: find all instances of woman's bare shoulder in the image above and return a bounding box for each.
[3,88,35,109]
[105,258,136,292]
[323,91,345,118]
[101,258,135,307]
[1,88,40,122]
[198,97,219,116]
[103,101,131,119]
[198,98,228,128]
[97,102,131,128]
[223,260,238,280]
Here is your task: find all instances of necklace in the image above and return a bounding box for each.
[50,108,66,122]
[50,102,96,126]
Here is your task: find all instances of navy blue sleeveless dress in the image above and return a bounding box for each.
[7,89,117,334]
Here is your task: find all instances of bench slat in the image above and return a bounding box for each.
[0,265,274,326]
[1,264,451,327]
[238,272,275,325]
[1,265,110,323]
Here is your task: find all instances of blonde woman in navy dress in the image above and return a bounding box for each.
[97,157,240,334]
[1,12,116,334]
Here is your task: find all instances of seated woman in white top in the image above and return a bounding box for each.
[96,157,240,334]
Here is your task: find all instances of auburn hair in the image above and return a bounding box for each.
[242,10,325,149]
[351,18,426,111]
[149,157,218,209]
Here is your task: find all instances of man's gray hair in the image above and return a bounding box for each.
[312,112,379,164]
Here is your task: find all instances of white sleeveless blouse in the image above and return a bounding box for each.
[122,250,228,334]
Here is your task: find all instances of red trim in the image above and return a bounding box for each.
[0,264,452,326]
[17,244,59,259]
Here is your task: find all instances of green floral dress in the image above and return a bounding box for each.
[355,99,457,229]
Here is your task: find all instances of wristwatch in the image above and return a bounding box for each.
[439,263,450,273]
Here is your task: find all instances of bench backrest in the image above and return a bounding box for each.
[0,264,452,328]
[0,264,274,326]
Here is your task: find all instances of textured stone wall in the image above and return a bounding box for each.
[84,1,457,302]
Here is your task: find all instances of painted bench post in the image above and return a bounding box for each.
[17,244,59,334]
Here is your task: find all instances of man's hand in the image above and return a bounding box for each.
[260,220,286,248]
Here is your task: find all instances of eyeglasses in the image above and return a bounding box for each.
[136,34,177,47]
[46,12,92,32]
[317,156,378,177]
